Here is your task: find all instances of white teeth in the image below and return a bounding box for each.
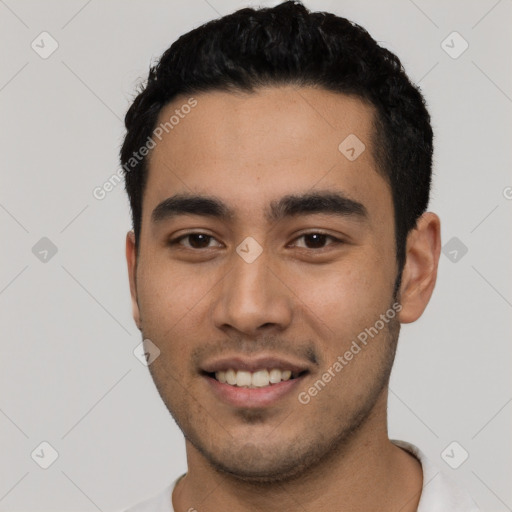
[225,369,237,385]
[251,369,269,387]
[281,370,292,381]
[269,368,282,384]
[236,371,252,387]
[213,368,297,388]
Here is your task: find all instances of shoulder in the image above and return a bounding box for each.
[392,440,480,512]
[121,476,182,512]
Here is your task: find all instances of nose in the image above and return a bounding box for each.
[211,249,294,337]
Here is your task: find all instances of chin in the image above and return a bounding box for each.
[209,455,312,484]
[193,436,330,485]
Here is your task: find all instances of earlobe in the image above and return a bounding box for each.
[126,230,142,330]
[397,212,441,324]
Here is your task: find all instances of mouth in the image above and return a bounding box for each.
[203,368,308,388]
[200,356,311,408]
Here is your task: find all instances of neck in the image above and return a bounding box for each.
[172,392,423,512]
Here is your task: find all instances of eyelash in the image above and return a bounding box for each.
[168,232,344,251]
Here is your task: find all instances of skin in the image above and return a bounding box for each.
[126,85,441,511]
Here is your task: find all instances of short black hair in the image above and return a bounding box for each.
[120,0,433,279]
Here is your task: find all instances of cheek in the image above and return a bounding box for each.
[136,258,216,332]
[136,262,208,380]
[290,253,394,340]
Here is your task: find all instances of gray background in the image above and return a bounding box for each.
[1,0,511,510]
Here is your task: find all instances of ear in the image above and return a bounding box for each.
[397,212,441,324]
[126,230,142,330]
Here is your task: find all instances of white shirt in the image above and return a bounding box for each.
[123,440,480,511]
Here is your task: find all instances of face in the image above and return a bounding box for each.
[127,86,414,482]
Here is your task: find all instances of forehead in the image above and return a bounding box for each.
[144,86,391,224]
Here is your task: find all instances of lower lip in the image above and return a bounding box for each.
[204,374,305,408]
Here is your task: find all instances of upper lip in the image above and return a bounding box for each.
[200,355,310,374]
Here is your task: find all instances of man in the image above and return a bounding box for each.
[121,1,480,510]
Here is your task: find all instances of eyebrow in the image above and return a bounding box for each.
[151,190,368,225]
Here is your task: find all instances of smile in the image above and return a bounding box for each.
[212,368,303,388]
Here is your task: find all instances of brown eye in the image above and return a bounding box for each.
[293,232,342,250]
[169,233,221,249]
[187,234,212,249]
